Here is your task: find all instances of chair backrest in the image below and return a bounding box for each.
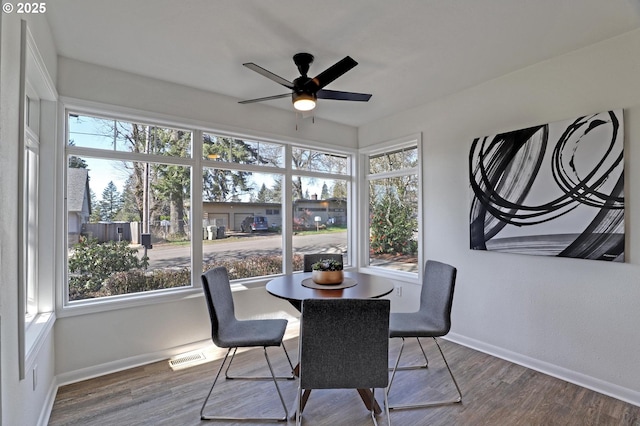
[201,266,236,346]
[303,253,343,272]
[420,260,457,335]
[299,298,390,390]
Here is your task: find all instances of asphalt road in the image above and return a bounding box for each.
[142,231,347,269]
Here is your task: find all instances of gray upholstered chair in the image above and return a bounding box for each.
[387,260,462,410]
[303,253,343,272]
[200,266,295,421]
[296,298,391,426]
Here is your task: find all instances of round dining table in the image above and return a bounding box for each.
[266,270,394,305]
[266,270,394,416]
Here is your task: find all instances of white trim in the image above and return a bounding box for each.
[25,25,57,101]
[36,376,59,426]
[55,338,212,387]
[57,287,204,319]
[447,332,640,407]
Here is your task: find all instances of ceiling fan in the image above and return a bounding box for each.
[239,53,372,112]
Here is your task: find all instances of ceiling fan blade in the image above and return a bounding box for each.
[317,89,372,102]
[305,56,358,91]
[242,63,294,89]
[238,93,291,104]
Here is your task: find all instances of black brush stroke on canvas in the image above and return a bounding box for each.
[469,110,624,261]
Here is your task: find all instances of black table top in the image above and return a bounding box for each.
[266,271,394,303]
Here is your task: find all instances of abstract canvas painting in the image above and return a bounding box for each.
[469,110,624,261]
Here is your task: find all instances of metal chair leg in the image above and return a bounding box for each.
[388,337,429,372]
[387,337,462,410]
[369,388,392,426]
[201,346,291,421]
[225,343,295,380]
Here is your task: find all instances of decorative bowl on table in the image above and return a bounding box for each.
[311,259,344,285]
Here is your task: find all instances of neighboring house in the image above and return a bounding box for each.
[202,197,347,231]
[293,197,347,228]
[67,168,91,245]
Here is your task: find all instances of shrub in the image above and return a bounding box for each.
[104,268,190,296]
[370,193,418,255]
[203,254,305,279]
[68,236,149,300]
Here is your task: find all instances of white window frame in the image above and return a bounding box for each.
[359,133,423,282]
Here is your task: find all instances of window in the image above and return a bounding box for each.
[363,136,421,274]
[202,132,285,278]
[292,148,350,271]
[23,89,40,324]
[66,114,193,302]
[64,113,355,304]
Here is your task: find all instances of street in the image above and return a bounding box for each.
[142,231,347,269]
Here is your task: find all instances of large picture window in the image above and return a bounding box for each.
[364,137,421,274]
[65,112,354,304]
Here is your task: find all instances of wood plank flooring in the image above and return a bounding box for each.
[49,330,640,426]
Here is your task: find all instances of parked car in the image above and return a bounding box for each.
[241,216,269,232]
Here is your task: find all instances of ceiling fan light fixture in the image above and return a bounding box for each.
[293,92,316,111]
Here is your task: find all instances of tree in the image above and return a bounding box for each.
[256,183,269,202]
[370,190,417,255]
[332,181,347,199]
[151,129,191,235]
[291,148,347,199]
[321,182,330,199]
[89,189,103,223]
[99,181,123,221]
[116,176,142,222]
[202,135,256,201]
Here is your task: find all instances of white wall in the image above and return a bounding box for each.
[359,28,640,405]
[0,12,58,426]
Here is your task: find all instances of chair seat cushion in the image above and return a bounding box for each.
[215,318,287,348]
[389,312,448,338]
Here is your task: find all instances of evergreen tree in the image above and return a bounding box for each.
[89,189,102,222]
[256,183,269,202]
[321,182,330,199]
[202,135,255,201]
[99,181,123,221]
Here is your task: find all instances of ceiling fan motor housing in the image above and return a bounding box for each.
[293,52,314,76]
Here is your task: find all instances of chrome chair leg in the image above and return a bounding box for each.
[225,343,295,380]
[369,388,392,426]
[389,337,429,371]
[387,337,462,410]
[201,346,290,421]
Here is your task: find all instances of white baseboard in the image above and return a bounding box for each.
[446,332,640,408]
[54,320,301,388]
[37,377,59,426]
[55,338,212,387]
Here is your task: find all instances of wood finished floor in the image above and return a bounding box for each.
[49,330,640,426]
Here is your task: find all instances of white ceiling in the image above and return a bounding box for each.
[45,0,640,127]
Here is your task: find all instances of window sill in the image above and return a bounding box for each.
[25,311,56,372]
[58,287,204,319]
